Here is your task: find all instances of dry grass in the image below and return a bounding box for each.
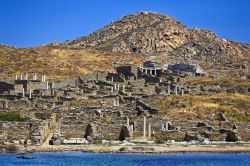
[145,93,250,122]
[0,46,144,80]
[185,76,250,88]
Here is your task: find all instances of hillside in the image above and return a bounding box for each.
[66,12,250,65]
[0,46,143,79]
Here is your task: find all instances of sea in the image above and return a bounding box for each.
[0,152,249,166]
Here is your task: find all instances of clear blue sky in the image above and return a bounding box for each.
[0,0,249,48]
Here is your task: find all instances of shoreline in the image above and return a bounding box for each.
[1,144,250,154]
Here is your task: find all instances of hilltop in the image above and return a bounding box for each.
[66,12,250,64]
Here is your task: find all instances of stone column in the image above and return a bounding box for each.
[20,74,23,80]
[44,74,46,82]
[148,124,151,137]
[15,75,18,80]
[42,73,46,82]
[114,83,117,90]
[143,117,147,137]
[127,117,130,126]
[96,72,99,81]
[165,122,169,131]
[5,100,8,109]
[122,85,125,93]
[161,123,165,131]
[22,88,25,97]
[167,85,171,95]
[24,73,28,80]
[181,89,184,96]
[117,84,120,91]
[52,103,56,109]
[111,77,114,82]
[46,81,49,90]
[130,124,134,131]
[52,82,55,89]
[29,89,32,99]
[116,98,119,106]
[111,86,114,93]
[149,70,152,75]
[113,100,116,107]
[175,85,178,95]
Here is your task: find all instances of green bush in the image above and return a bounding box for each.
[0,113,29,122]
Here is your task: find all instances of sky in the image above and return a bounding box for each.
[0,0,249,48]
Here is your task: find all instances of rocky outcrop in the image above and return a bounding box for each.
[66,12,189,54]
[65,11,250,66]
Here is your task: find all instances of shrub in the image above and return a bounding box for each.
[0,113,29,122]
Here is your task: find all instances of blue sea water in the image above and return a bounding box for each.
[0,152,250,166]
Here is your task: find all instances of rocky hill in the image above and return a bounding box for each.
[66,12,190,53]
[66,12,250,65]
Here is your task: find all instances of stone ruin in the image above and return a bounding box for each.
[0,61,249,146]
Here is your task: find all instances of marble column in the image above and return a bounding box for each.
[29,89,32,99]
[127,117,130,126]
[175,85,178,96]
[165,122,169,131]
[24,73,28,80]
[22,88,25,97]
[122,85,125,93]
[148,124,151,137]
[143,117,147,137]
[181,89,184,96]
[161,123,165,131]
[167,85,171,95]
[46,81,49,90]
[5,101,8,109]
